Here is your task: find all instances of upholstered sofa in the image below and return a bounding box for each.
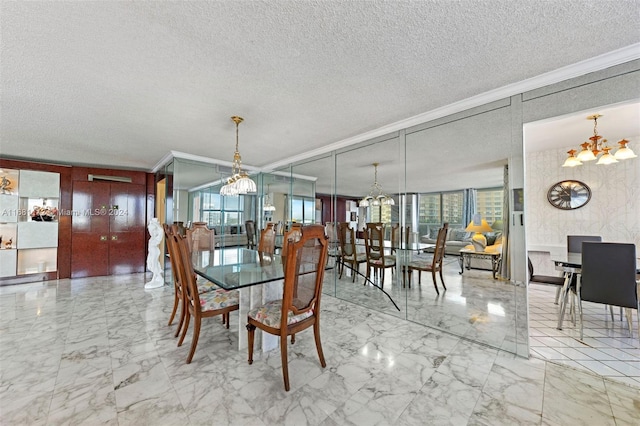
[421,227,471,256]
[212,225,248,248]
[421,227,503,274]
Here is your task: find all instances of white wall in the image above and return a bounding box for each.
[525,144,640,258]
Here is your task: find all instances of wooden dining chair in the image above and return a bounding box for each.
[246,225,329,391]
[164,224,218,338]
[186,222,216,252]
[281,227,303,269]
[363,226,395,288]
[172,232,239,363]
[337,222,366,282]
[245,220,256,249]
[390,224,400,255]
[577,242,638,340]
[365,222,385,260]
[258,226,276,255]
[405,223,449,293]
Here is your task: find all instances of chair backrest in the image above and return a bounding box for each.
[258,227,276,255]
[172,231,202,311]
[187,222,215,252]
[325,222,338,243]
[163,224,181,289]
[281,225,328,328]
[390,224,400,251]
[245,220,256,248]
[432,223,449,267]
[580,242,637,309]
[338,222,356,257]
[281,227,303,268]
[567,235,602,253]
[365,222,384,258]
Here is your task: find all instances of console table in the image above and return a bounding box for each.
[458,248,502,279]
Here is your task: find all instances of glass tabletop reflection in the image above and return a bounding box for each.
[192,247,284,290]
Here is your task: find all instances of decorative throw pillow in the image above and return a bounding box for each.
[450,229,468,241]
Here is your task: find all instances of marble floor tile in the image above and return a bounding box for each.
[1,273,638,425]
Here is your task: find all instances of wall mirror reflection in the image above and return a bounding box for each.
[524,100,640,375]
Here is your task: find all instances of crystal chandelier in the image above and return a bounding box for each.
[220,116,257,195]
[562,114,636,167]
[359,163,395,207]
[263,184,276,211]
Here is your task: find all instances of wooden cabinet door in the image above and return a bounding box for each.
[71,181,110,277]
[71,181,146,278]
[108,182,146,275]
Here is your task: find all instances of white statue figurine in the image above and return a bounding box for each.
[145,218,164,289]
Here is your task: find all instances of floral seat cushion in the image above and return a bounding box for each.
[371,256,395,267]
[198,289,239,311]
[344,253,366,262]
[196,276,219,293]
[248,300,313,328]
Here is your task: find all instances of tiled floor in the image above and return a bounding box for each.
[1,273,639,425]
[528,283,640,388]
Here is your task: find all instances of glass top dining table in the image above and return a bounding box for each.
[552,252,640,330]
[192,247,285,290]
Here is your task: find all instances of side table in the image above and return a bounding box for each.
[458,249,502,279]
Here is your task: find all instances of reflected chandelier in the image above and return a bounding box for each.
[562,114,636,167]
[220,116,257,196]
[359,163,395,207]
[263,184,276,211]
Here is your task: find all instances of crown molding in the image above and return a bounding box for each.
[261,43,640,172]
[150,150,259,173]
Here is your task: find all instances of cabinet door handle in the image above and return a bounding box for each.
[100,236,107,241]
[111,235,118,241]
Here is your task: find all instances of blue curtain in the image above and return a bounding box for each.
[499,165,510,280]
[462,188,477,227]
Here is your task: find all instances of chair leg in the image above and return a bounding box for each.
[624,308,633,338]
[247,324,256,365]
[313,320,326,368]
[577,290,584,340]
[407,268,412,288]
[554,287,561,305]
[186,315,201,364]
[280,333,290,392]
[431,270,439,295]
[178,309,190,347]
[175,299,186,338]
[339,259,345,279]
[439,268,446,291]
[608,305,614,322]
[168,293,179,326]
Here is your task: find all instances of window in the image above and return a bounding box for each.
[193,190,245,228]
[364,204,392,227]
[418,193,440,224]
[476,188,503,225]
[290,196,316,224]
[417,190,465,235]
[442,192,464,227]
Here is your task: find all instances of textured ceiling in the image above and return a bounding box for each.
[1,1,639,192]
